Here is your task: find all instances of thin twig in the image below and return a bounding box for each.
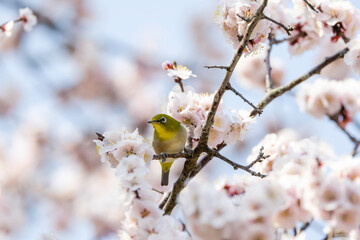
[207,148,266,178]
[152,188,164,195]
[262,15,294,36]
[246,146,269,168]
[273,31,306,45]
[204,65,230,70]
[265,34,274,91]
[227,83,262,114]
[250,47,349,117]
[303,0,318,13]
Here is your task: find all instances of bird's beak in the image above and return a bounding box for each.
[147,120,160,124]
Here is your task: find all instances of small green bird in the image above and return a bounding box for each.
[148,114,187,186]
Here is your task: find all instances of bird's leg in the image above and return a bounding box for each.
[159,152,167,163]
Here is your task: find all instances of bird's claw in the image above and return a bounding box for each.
[159,153,167,163]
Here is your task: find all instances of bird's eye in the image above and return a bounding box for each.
[160,117,167,123]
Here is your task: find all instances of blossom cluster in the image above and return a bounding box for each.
[180,130,360,239]
[94,129,189,240]
[0,7,37,39]
[167,86,255,148]
[215,0,271,53]
[215,0,360,56]
[248,130,360,235]
[282,0,360,55]
[181,178,284,240]
[296,78,360,121]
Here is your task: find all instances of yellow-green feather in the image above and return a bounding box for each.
[154,125,177,141]
[160,161,174,173]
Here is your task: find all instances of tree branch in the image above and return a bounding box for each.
[159,143,226,210]
[204,65,230,70]
[163,154,200,215]
[162,0,269,216]
[227,83,261,113]
[265,33,275,91]
[250,47,349,117]
[273,31,306,45]
[262,15,294,36]
[189,142,227,178]
[246,146,269,168]
[207,148,266,178]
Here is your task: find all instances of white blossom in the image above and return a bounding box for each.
[94,128,154,168]
[1,21,14,38]
[164,62,197,80]
[19,7,37,32]
[344,35,360,74]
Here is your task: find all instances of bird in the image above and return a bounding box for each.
[148,114,187,186]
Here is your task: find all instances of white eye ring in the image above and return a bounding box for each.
[160,117,167,123]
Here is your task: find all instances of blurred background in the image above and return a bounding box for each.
[0,0,360,239]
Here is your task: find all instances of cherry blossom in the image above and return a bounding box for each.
[297,78,360,120]
[215,0,272,53]
[94,128,154,168]
[317,0,360,42]
[95,130,190,240]
[0,21,14,38]
[167,86,254,148]
[18,7,37,32]
[344,35,360,74]
[162,61,197,80]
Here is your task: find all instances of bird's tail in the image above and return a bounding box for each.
[161,170,170,186]
[160,161,174,186]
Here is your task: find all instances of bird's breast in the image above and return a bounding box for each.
[153,127,187,156]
